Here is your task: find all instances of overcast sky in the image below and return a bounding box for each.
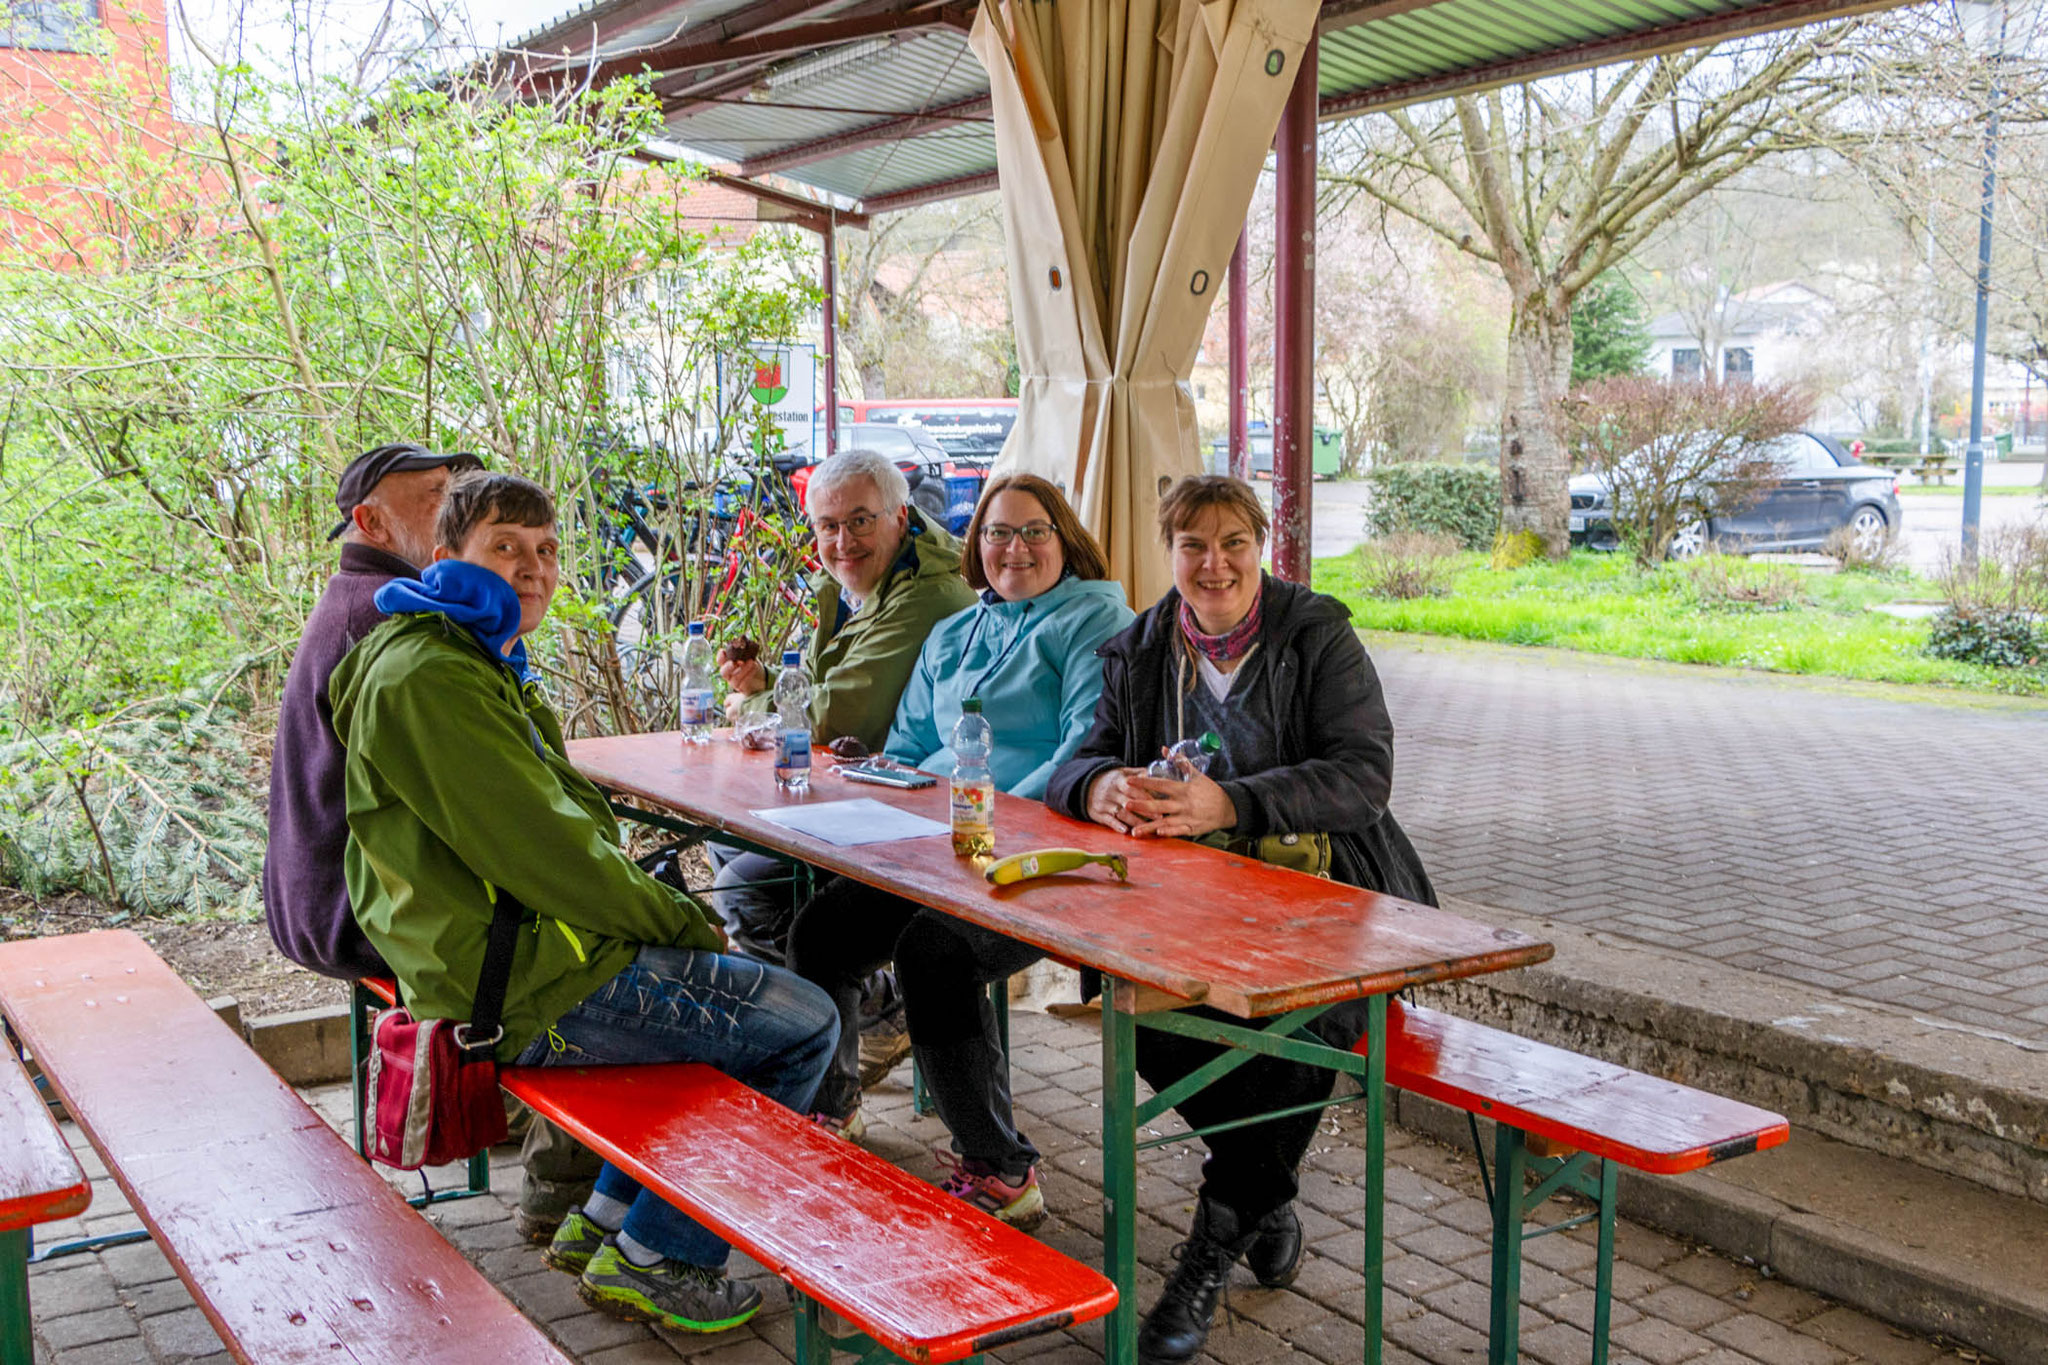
[169,0,583,88]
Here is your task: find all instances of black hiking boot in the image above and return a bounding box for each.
[1244,1202,1303,1288]
[1137,1198,1257,1364]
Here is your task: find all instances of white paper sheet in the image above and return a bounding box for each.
[749,797,951,848]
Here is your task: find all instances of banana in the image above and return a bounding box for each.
[983,847,1129,886]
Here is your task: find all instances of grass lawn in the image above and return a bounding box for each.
[1901,482,2046,497]
[1313,550,2048,697]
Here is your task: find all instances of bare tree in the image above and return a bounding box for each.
[832,197,1010,401]
[1321,24,1874,555]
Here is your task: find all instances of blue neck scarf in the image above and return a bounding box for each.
[374,560,537,683]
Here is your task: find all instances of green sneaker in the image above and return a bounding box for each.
[541,1207,608,1276]
[577,1239,763,1332]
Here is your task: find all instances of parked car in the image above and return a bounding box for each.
[786,422,989,534]
[1568,431,1902,558]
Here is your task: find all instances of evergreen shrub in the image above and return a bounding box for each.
[1363,463,1501,550]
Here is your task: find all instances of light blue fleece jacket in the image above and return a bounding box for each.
[884,574,1134,800]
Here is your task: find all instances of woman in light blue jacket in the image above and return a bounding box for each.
[787,475,1132,1159]
[883,548,1129,800]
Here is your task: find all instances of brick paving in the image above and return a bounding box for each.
[24,1010,1978,1364]
[1368,636,2048,1044]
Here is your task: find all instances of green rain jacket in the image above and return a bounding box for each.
[330,613,721,1061]
[741,509,976,751]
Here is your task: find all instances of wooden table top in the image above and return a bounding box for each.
[571,732,1553,1018]
[0,1047,89,1235]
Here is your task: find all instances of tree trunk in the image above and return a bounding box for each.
[1501,299,1575,556]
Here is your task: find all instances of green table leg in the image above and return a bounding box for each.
[1488,1126,1529,1365]
[1364,993,1387,1365]
[2,1228,33,1365]
[1593,1158,1617,1365]
[1101,980,1138,1365]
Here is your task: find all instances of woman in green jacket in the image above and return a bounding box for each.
[331,472,836,1338]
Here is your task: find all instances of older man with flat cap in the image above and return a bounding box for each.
[263,443,482,977]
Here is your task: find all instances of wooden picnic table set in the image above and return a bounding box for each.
[0,730,1790,1365]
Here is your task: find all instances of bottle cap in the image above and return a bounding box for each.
[687,621,705,636]
[962,697,983,714]
[1199,732,1221,754]
[783,650,802,668]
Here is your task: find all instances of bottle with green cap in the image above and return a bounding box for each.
[949,698,994,857]
[1149,732,1221,781]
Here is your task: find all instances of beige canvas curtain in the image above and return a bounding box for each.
[969,0,1320,606]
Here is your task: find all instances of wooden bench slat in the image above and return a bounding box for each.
[502,1062,1119,1365]
[0,930,572,1365]
[0,1049,88,1234]
[1368,1002,1789,1175]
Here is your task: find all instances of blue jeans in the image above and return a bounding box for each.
[514,945,838,1268]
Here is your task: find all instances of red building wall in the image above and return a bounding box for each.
[1,0,186,254]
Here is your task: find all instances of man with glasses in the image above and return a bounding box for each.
[710,451,976,1092]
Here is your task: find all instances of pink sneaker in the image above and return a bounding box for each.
[936,1152,1045,1228]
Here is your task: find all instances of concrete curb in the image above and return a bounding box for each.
[243,1001,355,1086]
[1418,896,2048,1206]
[1403,896,2048,1365]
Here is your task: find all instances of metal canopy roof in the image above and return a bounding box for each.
[508,0,1905,216]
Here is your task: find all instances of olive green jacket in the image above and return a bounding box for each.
[331,614,721,1061]
[742,510,976,751]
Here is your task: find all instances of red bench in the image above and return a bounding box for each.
[2,1047,90,1365]
[1363,1000,1789,1365]
[0,931,574,1364]
[355,977,1118,1363]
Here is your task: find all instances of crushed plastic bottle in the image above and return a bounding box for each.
[949,698,995,857]
[678,622,716,745]
[1147,731,1221,781]
[773,651,811,792]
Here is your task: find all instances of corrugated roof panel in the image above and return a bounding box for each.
[798,125,998,201]
[512,0,1915,210]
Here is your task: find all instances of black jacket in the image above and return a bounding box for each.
[1045,577,1435,905]
[261,543,410,979]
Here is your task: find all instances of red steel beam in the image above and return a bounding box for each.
[856,169,999,215]
[740,94,992,178]
[555,3,970,94]
[706,172,870,232]
[1228,228,1249,482]
[1271,36,1317,584]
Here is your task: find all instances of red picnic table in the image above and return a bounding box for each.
[570,731,1554,1365]
[2,1048,91,1365]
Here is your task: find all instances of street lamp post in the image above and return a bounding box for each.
[1956,0,2015,566]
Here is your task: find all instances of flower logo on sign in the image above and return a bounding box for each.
[751,360,788,406]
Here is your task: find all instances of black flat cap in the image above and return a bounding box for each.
[327,443,485,540]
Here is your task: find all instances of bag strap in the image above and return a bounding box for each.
[460,886,523,1057]
[458,713,552,1057]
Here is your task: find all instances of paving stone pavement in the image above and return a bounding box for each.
[25,1010,1981,1365]
[1367,635,2048,1045]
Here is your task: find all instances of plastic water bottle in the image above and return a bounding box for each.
[773,651,811,792]
[1147,732,1221,781]
[949,698,995,857]
[677,622,715,745]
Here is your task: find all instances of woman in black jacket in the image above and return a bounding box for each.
[1044,474,1434,1365]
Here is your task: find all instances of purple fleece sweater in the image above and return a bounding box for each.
[260,543,415,979]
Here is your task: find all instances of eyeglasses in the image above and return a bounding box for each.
[981,523,1056,547]
[810,510,881,540]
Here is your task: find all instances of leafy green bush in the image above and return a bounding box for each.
[1362,464,1501,550]
[1926,606,2043,669]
